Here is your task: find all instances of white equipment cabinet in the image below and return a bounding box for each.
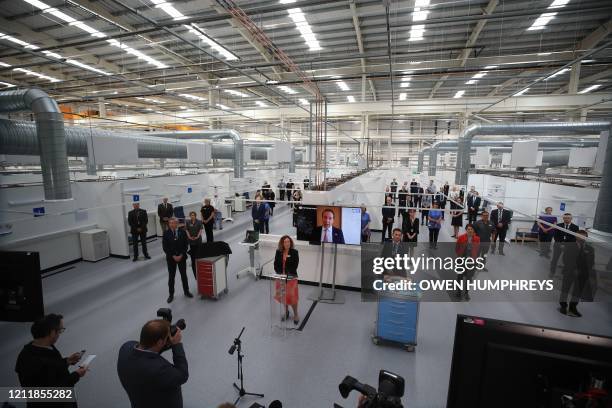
[80,229,110,262]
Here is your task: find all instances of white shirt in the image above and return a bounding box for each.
[321,227,332,243]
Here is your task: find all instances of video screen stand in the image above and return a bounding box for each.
[308,243,345,304]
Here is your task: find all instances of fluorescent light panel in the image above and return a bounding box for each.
[578,84,601,94]
[179,93,206,101]
[277,85,297,94]
[0,81,15,87]
[216,103,231,110]
[399,92,407,101]
[13,67,60,82]
[347,95,355,103]
[453,90,465,98]
[336,81,350,91]
[527,12,556,31]
[548,0,570,8]
[183,24,238,61]
[545,68,569,80]
[514,88,530,96]
[255,101,268,107]
[287,8,321,51]
[408,24,425,41]
[299,98,309,105]
[224,89,250,98]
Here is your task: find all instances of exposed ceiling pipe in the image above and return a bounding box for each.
[142,130,244,178]
[416,139,599,173]
[0,120,283,168]
[0,89,71,200]
[454,121,611,234]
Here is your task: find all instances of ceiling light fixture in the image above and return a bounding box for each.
[466,80,478,85]
[255,101,268,107]
[513,88,530,96]
[527,12,557,31]
[578,84,601,94]
[347,95,355,103]
[299,98,309,105]
[277,85,297,94]
[484,65,498,69]
[453,90,465,98]
[216,103,231,110]
[408,24,426,41]
[184,24,238,61]
[336,81,350,91]
[13,67,60,82]
[224,89,250,97]
[286,8,321,51]
[545,68,570,80]
[0,81,15,87]
[399,92,407,101]
[548,0,570,8]
[66,59,111,75]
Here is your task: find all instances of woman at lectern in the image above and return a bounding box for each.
[274,235,300,325]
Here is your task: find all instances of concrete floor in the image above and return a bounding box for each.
[1,204,611,408]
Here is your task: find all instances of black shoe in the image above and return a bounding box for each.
[293,319,300,326]
[132,257,138,262]
[167,295,174,303]
[463,292,471,301]
[499,251,505,256]
[568,303,582,317]
[144,254,151,259]
[184,292,193,298]
[559,302,567,315]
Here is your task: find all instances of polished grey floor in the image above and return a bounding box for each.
[1,205,611,408]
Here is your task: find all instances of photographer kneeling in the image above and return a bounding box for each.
[117,320,188,408]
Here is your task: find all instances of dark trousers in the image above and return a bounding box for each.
[429,228,440,244]
[189,244,198,277]
[203,222,214,242]
[550,242,563,274]
[264,219,270,234]
[478,242,490,263]
[421,210,429,225]
[253,220,264,233]
[492,227,507,252]
[382,222,393,241]
[131,232,148,258]
[559,266,587,304]
[167,255,189,295]
[279,190,285,200]
[539,233,553,256]
[467,210,478,224]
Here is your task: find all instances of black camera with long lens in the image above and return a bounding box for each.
[156,308,186,337]
[338,370,404,408]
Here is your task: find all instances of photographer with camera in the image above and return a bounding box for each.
[117,319,188,408]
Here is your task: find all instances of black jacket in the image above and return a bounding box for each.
[128,209,148,235]
[491,208,512,230]
[382,206,396,224]
[274,248,299,276]
[117,341,188,408]
[467,195,481,211]
[157,203,174,220]
[15,343,79,408]
[163,228,188,257]
[554,222,579,243]
[310,226,345,244]
[402,217,419,242]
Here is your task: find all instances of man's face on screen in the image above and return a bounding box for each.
[322,211,334,228]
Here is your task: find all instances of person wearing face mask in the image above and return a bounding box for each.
[117,320,187,408]
[550,213,579,277]
[16,313,88,408]
[490,202,512,255]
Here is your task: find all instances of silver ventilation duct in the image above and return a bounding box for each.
[0,89,71,200]
[455,122,610,184]
[140,130,244,178]
[418,139,600,175]
[0,120,276,164]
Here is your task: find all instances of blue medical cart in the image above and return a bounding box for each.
[372,286,420,352]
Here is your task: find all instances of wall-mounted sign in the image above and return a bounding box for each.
[560,202,566,211]
[33,207,45,217]
[187,187,193,193]
[132,194,140,202]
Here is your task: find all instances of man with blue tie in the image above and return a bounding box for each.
[310,208,345,244]
[163,218,193,303]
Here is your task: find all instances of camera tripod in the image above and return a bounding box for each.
[229,327,264,405]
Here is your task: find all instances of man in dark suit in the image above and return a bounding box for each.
[550,213,580,277]
[163,218,192,303]
[380,228,408,278]
[117,320,188,408]
[251,195,267,233]
[157,197,174,234]
[398,182,409,218]
[490,202,512,255]
[310,208,345,244]
[466,191,481,224]
[128,202,150,261]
